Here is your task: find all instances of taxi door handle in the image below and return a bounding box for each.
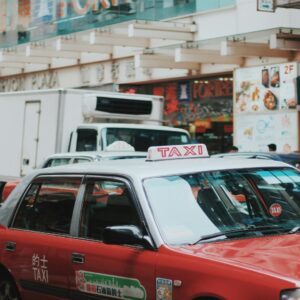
[5,241,16,252]
[72,252,85,264]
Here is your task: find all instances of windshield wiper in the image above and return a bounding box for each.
[288,226,300,234]
[192,225,283,245]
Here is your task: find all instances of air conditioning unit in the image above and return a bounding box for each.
[82,92,164,124]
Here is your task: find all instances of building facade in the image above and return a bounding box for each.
[0,0,300,152]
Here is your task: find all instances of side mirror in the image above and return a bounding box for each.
[103,225,154,250]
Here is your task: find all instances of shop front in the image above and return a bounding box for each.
[120,74,233,154]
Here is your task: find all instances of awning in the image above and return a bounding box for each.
[0,20,300,78]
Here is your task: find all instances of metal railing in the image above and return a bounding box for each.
[0,0,235,49]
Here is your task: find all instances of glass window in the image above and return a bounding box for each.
[80,179,141,241]
[143,168,300,245]
[13,177,81,235]
[196,0,235,12]
[105,128,190,151]
[73,158,92,164]
[45,158,72,167]
[76,129,98,151]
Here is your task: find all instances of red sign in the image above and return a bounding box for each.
[269,203,282,217]
[147,144,209,161]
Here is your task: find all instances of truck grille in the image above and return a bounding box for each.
[96,97,153,115]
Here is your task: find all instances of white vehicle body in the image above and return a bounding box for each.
[40,150,147,168]
[0,88,190,177]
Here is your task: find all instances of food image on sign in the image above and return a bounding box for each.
[261,69,269,88]
[75,270,146,300]
[263,90,277,110]
[235,63,297,113]
[270,66,280,88]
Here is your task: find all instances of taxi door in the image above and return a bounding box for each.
[68,177,157,300]
[0,176,82,300]
[0,228,58,300]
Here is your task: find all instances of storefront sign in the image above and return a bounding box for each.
[57,0,119,19]
[0,71,58,92]
[31,71,59,90]
[0,77,26,92]
[0,59,138,92]
[193,79,232,100]
[178,81,190,102]
[235,62,297,114]
[120,78,233,126]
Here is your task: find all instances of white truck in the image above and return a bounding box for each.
[0,89,190,177]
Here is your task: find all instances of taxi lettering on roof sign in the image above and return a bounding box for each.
[147,144,209,161]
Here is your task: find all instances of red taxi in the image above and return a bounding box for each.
[0,144,300,300]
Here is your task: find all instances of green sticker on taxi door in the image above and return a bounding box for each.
[76,270,147,299]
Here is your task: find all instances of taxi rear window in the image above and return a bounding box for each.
[12,177,81,235]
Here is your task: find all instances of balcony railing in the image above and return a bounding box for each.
[0,0,235,49]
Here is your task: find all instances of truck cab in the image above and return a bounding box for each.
[69,123,191,152]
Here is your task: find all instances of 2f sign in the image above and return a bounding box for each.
[257,0,275,12]
[284,64,294,75]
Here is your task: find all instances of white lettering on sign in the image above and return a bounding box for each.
[32,253,49,283]
[0,77,26,92]
[147,144,209,161]
[31,71,59,90]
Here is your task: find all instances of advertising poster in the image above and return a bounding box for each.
[234,62,299,152]
[235,62,297,114]
[235,112,298,152]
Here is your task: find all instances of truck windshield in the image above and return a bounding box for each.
[105,128,190,151]
[143,168,300,245]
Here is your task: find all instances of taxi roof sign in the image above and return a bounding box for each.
[147,144,209,161]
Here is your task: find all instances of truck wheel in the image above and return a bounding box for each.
[0,276,21,300]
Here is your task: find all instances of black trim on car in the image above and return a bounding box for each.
[20,280,69,298]
[20,280,112,299]
[70,290,115,300]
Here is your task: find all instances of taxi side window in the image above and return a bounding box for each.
[12,177,81,235]
[80,179,140,241]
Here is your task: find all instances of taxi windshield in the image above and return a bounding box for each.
[143,168,300,245]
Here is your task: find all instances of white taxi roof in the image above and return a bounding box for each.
[43,151,146,160]
[35,156,291,180]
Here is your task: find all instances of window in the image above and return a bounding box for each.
[13,177,81,235]
[44,158,72,167]
[76,128,98,151]
[105,128,190,151]
[80,179,140,241]
[73,157,92,164]
[144,168,300,245]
